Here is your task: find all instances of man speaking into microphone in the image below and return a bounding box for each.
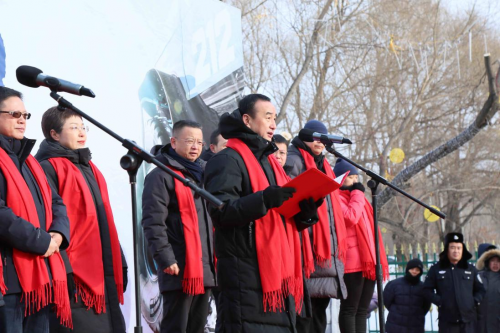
[204,94,321,332]
[285,120,348,333]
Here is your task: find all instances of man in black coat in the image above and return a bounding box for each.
[141,120,216,333]
[0,87,70,333]
[423,232,485,333]
[384,258,431,333]
[204,94,319,333]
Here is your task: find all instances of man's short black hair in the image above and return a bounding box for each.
[210,129,222,146]
[238,94,271,118]
[273,134,288,145]
[172,120,202,136]
[0,86,23,108]
[41,106,81,142]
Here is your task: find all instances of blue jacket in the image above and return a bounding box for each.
[384,276,431,333]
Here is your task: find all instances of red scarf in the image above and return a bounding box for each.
[339,190,389,281]
[227,139,304,312]
[298,148,347,266]
[169,168,205,295]
[0,149,71,327]
[48,158,124,313]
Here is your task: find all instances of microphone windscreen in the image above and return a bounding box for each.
[298,128,315,142]
[16,66,43,88]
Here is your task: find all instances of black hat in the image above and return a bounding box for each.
[406,258,424,272]
[444,232,464,246]
[439,232,472,265]
[334,158,359,176]
[405,258,424,284]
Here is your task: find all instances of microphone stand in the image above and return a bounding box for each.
[49,91,224,333]
[325,144,445,333]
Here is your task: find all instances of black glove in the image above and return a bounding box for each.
[297,198,319,221]
[294,197,323,231]
[262,185,296,209]
[67,273,76,299]
[349,182,365,193]
[123,267,128,293]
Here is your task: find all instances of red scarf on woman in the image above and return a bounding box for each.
[298,148,347,266]
[48,158,124,313]
[227,138,305,312]
[168,167,205,295]
[0,149,71,327]
[339,190,389,281]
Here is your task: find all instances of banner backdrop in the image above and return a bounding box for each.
[0,0,244,331]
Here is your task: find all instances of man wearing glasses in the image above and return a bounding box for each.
[141,120,216,333]
[0,87,71,332]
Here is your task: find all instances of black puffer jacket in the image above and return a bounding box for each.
[36,140,127,333]
[423,250,485,324]
[384,276,430,333]
[476,249,500,333]
[204,110,297,333]
[285,138,347,299]
[141,144,216,293]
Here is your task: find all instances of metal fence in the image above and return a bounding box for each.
[325,241,495,333]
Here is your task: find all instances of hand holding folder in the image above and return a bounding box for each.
[275,169,349,218]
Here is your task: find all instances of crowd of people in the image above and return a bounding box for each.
[0,88,498,333]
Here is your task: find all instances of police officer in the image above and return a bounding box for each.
[423,232,485,333]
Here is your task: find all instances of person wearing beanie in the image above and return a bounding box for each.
[383,258,431,333]
[423,232,485,333]
[475,246,500,333]
[284,120,348,333]
[334,159,389,333]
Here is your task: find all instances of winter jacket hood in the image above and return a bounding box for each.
[35,139,92,165]
[477,249,500,271]
[219,109,277,159]
[477,243,497,260]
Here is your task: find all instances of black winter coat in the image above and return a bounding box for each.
[204,110,297,333]
[0,135,69,295]
[383,277,430,333]
[285,139,347,300]
[476,249,500,333]
[36,140,127,333]
[423,256,485,324]
[141,144,216,293]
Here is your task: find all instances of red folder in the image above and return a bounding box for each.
[275,169,349,218]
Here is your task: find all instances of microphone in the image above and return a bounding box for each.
[16,66,95,98]
[298,128,352,145]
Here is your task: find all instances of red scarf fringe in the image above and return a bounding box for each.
[169,168,205,296]
[0,150,72,328]
[182,277,205,296]
[74,278,106,314]
[227,140,304,313]
[48,158,124,314]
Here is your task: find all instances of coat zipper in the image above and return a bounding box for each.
[248,221,254,248]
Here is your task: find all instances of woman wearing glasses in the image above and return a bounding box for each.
[35,107,127,333]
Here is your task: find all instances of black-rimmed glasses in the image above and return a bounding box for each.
[0,111,31,120]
